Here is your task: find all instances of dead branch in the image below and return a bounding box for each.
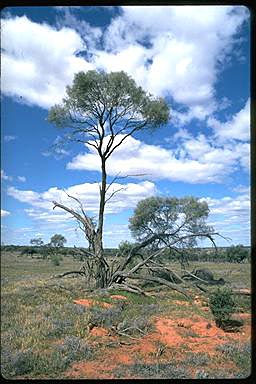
[108,282,146,295]
[52,200,96,249]
[231,288,251,296]
[51,271,86,278]
[181,269,213,285]
[116,273,191,299]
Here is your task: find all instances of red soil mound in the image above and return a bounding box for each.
[110,295,128,300]
[65,311,251,379]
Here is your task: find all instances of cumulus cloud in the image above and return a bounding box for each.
[7,180,156,223]
[67,134,249,183]
[1,209,10,217]
[95,5,248,122]
[207,99,250,141]
[1,6,248,121]
[200,190,250,244]
[1,15,93,109]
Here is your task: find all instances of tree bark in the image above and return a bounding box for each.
[95,158,109,288]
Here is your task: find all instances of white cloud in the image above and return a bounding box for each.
[67,134,249,184]
[1,169,13,181]
[1,15,94,109]
[18,176,26,182]
[95,5,248,122]
[7,180,156,223]
[4,135,17,142]
[207,99,250,141]
[200,190,250,244]
[1,209,10,217]
[1,6,248,121]
[200,193,250,216]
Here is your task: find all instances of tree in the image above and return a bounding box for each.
[226,244,248,263]
[129,196,216,265]
[30,238,44,247]
[50,234,67,248]
[48,70,169,288]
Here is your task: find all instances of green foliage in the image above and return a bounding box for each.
[48,70,169,149]
[50,234,67,248]
[48,71,169,133]
[209,287,236,324]
[226,244,248,263]
[129,196,214,251]
[50,253,63,266]
[117,240,135,257]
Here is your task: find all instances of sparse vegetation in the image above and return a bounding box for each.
[1,250,251,379]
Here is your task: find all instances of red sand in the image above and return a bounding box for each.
[74,299,112,308]
[65,304,251,379]
[110,295,128,300]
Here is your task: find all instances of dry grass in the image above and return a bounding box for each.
[1,251,251,379]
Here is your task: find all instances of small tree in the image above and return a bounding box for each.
[48,70,169,288]
[30,238,44,247]
[50,234,67,248]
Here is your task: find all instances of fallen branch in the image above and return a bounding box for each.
[108,282,146,295]
[231,288,251,296]
[120,273,192,299]
[51,270,86,278]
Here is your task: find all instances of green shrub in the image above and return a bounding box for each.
[209,287,236,325]
[50,253,62,266]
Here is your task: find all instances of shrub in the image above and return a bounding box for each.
[117,316,152,336]
[209,287,236,325]
[50,253,62,266]
[184,352,210,367]
[55,336,93,363]
[128,362,190,378]
[1,348,35,377]
[89,304,124,328]
[216,341,251,371]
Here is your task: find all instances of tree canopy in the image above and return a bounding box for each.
[50,234,67,248]
[48,70,169,160]
[30,238,44,247]
[129,196,215,250]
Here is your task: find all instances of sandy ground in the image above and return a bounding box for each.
[64,296,251,379]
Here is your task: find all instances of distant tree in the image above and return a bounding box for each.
[30,238,44,247]
[226,244,248,263]
[50,234,67,248]
[48,70,169,288]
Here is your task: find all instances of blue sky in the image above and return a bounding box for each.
[1,5,250,247]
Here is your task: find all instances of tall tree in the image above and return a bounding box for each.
[48,70,169,288]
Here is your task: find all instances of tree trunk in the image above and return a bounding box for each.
[95,158,109,288]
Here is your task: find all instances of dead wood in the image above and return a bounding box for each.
[51,270,86,278]
[108,282,147,295]
[231,288,251,296]
[116,273,191,299]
